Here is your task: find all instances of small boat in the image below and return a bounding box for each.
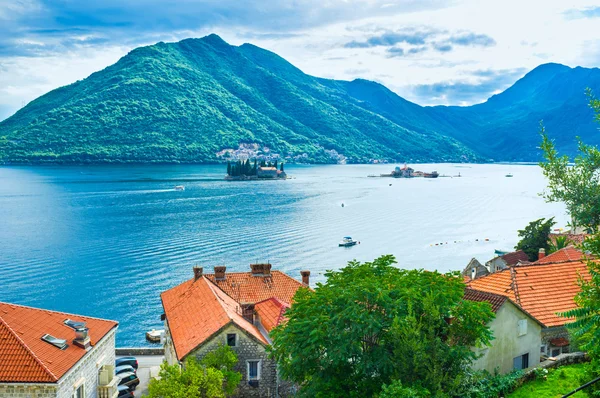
[146,329,165,343]
[505,173,513,177]
[174,185,185,191]
[339,236,358,247]
[423,171,439,178]
[341,203,345,208]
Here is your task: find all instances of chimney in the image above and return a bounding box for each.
[538,248,546,260]
[73,325,91,350]
[193,266,203,281]
[301,270,310,286]
[250,263,271,276]
[471,267,476,281]
[214,266,226,280]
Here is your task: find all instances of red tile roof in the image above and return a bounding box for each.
[161,276,268,361]
[464,288,508,313]
[204,270,305,305]
[535,247,588,264]
[0,302,117,383]
[255,298,290,332]
[468,260,592,327]
[550,338,570,347]
[500,250,530,265]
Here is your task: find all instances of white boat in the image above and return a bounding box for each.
[146,329,165,343]
[339,236,358,247]
[174,185,185,191]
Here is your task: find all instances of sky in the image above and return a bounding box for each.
[1,0,600,121]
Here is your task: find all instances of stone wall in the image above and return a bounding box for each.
[191,323,281,398]
[0,328,117,398]
[115,347,164,356]
[518,352,589,384]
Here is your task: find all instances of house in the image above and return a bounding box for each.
[465,289,543,374]
[161,264,309,397]
[485,250,530,273]
[257,167,278,179]
[462,258,489,280]
[469,247,592,358]
[0,302,119,398]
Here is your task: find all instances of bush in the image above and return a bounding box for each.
[456,369,524,398]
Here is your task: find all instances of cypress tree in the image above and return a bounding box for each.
[253,159,258,175]
[280,162,284,172]
[227,161,231,176]
[274,160,278,169]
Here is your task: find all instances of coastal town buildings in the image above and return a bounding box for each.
[468,247,592,360]
[465,289,543,374]
[484,250,530,273]
[160,264,309,397]
[0,302,119,398]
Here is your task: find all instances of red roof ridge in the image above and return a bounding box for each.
[0,301,118,326]
[255,296,290,308]
[0,316,58,382]
[204,277,242,318]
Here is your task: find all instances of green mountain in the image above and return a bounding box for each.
[0,34,479,164]
[1,34,599,164]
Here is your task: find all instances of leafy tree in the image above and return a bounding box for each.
[146,345,241,398]
[548,235,571,254]
[515,217,555,261]
[539,90,600,232]
[270,255,494,398]
[280,162,284,172]
[561,233,600,397]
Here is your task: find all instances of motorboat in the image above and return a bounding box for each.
[339,236,358,247]
[505,173,513,177]
[174,185,185,191]
[146,329,165,343]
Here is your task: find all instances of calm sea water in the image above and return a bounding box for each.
[0,164,567,346]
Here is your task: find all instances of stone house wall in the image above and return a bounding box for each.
[0,327,117,398]
[542,326,571,356]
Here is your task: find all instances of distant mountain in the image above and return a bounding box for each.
[0,34,599,164]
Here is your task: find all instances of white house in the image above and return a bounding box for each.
[0,302,119,398]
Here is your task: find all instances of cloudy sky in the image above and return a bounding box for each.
[1,0,600,121]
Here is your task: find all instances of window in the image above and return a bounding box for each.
[72,384,84,398]
[41,334,68,350]
[247,360,261,382]
[517,319,528,336]
[513,353,529,370]
[552,348,561,357]
[227,333,237,347]
[540,345,546,354]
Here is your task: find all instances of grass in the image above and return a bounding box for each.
[508,363,590,398]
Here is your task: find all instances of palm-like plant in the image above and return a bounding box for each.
[548,235,571,253]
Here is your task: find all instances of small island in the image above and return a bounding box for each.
[225,159,287,180]
[370,164,439,178]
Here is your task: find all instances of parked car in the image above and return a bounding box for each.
[115,364,136,376]
[116,356,139,370]
[117,372,140,390]
[118,384,134,397]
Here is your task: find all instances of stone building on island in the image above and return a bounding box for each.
[160,263,310,397]
[0,302,119,398]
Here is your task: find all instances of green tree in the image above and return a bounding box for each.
[548,235,571,254]
[146,345,241,398]
[539,91,600,232]
[270,255,494,398]
[226,161,231,176]
[280,162,284,172]
[561,234,600,397]
[515,217,555,261]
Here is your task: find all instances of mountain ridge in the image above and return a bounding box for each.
[1,34,599,164]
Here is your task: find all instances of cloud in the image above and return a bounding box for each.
[448,32,496,47]
[408,68,527,105]
[345,29,438,48]
[564,7,600,19]
[433,42,453,52]
[386,45,428,57]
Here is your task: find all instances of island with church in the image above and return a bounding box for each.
[225,159,288,180]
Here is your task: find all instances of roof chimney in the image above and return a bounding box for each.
[250,263,271,276]
[538,248,546,260]
[301,270,310,286]
[214,266,226,280]
[73,325,91,350]
[193,266,203,281]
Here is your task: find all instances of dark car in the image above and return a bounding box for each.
[116,356,139,370]
[115,364,136,376]
[118,384,134,397]
[118,372,140,391]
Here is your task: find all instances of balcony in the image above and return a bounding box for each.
[97,376,119,398]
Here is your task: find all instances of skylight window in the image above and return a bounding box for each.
[41,334,68,350]
[64,319,86,330]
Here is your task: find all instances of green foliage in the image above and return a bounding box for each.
[456,369,524,398]
[269,255,495,398]
[515,217,556,261]
[549,235,571,254]
[539,92,600,232]
[0,35,481,164]
[146,346,241,398]
[508,363,590,398]
[378,380,430,398]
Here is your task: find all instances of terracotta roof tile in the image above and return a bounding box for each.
[464,288,507,313]
[204,270,305,305]
[468,260,592,327]
[0,302,117,383]
[501,250,530,265]
[161,276,268,361]
[255,298,290,333]
[535,247,588,264]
